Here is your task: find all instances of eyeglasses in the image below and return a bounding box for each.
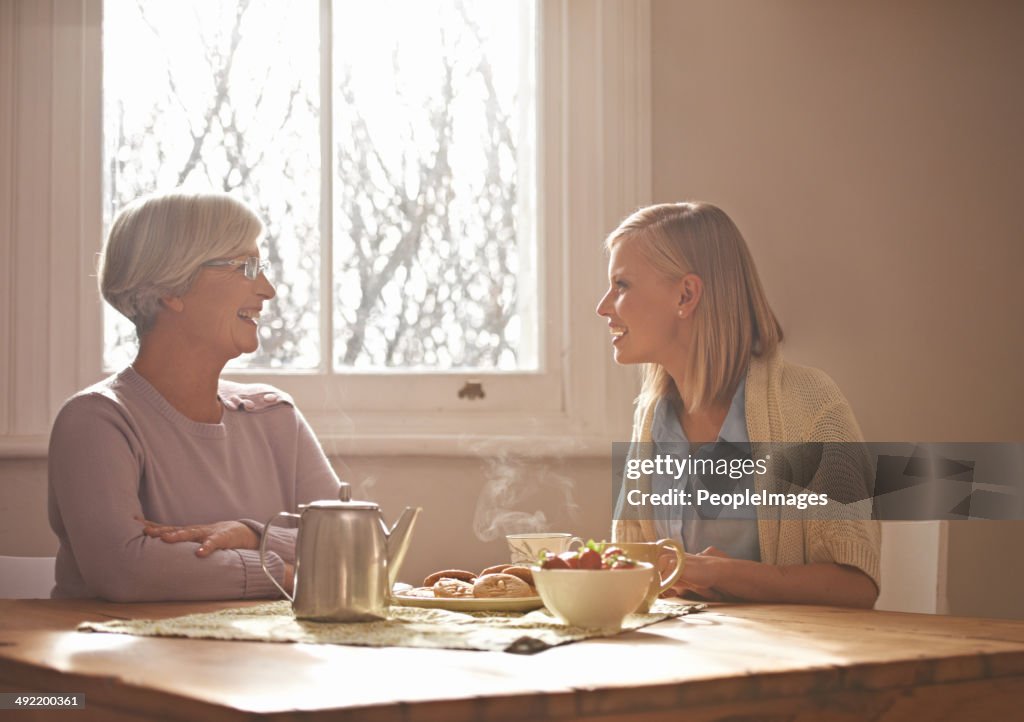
[202,256,270,281]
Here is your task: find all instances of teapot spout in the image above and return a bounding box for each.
[384,506,422,587]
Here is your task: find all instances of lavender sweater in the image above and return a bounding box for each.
[47,368,340,601]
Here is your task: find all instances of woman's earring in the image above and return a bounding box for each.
[678,310,685,318]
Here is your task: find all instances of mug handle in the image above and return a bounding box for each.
[260,511,300,602]
[654,537,685,595]
[568,536,584,552]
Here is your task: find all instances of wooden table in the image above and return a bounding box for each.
[1,599,1022,721]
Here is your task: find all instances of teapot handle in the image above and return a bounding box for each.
[259,511,301,602]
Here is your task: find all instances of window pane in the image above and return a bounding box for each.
[332,0,537,370]
[102,0,321,370]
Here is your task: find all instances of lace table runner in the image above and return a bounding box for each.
[79,600,705,654]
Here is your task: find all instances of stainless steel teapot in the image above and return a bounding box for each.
[259,482,421,622]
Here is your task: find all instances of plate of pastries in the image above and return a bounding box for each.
[393,563,544,612]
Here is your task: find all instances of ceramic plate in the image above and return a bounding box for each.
[393,588,544,613]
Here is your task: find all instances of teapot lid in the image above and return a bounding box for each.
[303,482,379,510]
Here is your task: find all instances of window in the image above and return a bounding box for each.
[103,0,536,374]
[102,0,323,371]
[0,0,649,456]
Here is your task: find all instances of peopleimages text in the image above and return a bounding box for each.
[625,488,829,511]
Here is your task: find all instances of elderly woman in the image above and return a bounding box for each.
[598,202,880,608]
[48,192,340,601]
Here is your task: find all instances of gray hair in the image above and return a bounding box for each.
[99,192,264,336]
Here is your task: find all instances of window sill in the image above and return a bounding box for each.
[0,436,52,459]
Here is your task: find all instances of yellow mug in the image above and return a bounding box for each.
[611,539,685,613]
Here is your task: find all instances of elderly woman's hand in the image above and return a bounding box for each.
[659,545,731,602]
[140,518,259,557]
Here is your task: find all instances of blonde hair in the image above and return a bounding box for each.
[605,202,783,414]
[99,192,264,336]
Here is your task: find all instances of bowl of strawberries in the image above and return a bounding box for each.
[531,541,655,630]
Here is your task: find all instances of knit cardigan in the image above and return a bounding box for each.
[612,352,881,591]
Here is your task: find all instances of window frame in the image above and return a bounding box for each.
[0,0,650,458]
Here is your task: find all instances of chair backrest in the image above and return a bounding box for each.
[0,555,56,599]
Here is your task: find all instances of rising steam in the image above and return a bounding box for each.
[471,445,581,542]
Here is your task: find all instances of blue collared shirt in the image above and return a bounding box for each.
[650,376,761,561]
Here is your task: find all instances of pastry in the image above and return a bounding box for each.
[472,573,532,598]
[480,563,512,576]
[423,569,476,587]
[502,565,534,587]
[433,578,474,598]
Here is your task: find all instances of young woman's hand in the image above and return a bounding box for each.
[658,545,879,607]
[140,518,258,557]
[661,545,731,601]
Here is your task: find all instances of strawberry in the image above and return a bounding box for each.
[578,548,602,569]
[539,551,570,570]
[558,551,581,569]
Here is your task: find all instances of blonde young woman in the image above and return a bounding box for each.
[48,192,340,601]
[598,202,879,608]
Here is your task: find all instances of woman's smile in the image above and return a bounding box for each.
[237,307,262,326]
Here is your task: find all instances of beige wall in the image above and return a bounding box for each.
[651,0,1022,441]
[0,459,53,556]
[651,0,1024,617]
[945,521,1024,620]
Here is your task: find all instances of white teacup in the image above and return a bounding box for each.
[506,533,583,565]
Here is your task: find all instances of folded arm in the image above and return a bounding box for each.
[48,398,289,602]
[666,546,878,608]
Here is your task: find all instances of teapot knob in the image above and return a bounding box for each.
[338,482,351,502]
